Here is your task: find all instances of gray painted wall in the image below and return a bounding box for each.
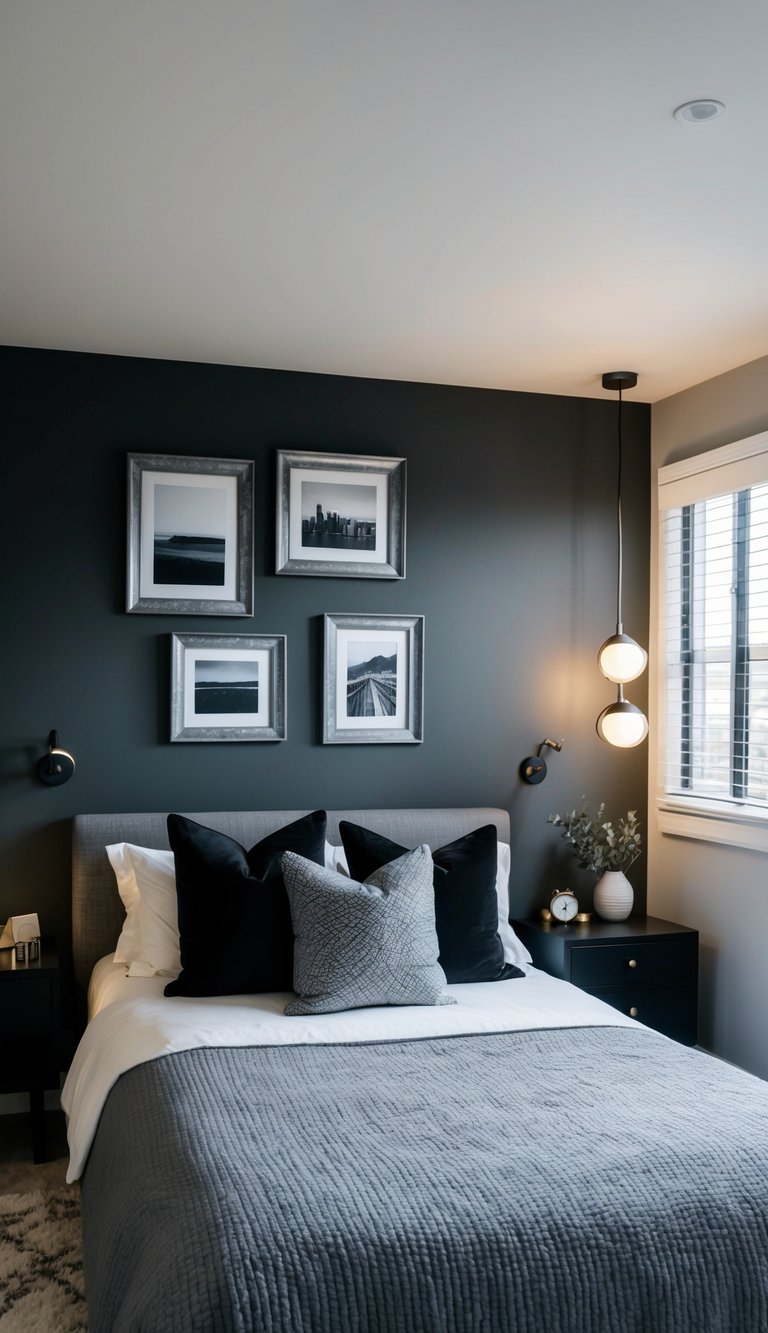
[0,348,650,1022]
[649,353,768,1080]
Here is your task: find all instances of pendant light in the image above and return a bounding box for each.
[596,371,648,748]
[596,686,648,748]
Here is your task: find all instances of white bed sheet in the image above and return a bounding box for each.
[63,954,640,1183]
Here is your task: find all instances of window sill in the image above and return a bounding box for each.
[657,798,768,854]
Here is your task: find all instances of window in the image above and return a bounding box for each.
[658,431,768,849]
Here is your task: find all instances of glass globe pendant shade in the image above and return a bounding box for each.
[598,631,648,684]
[596,690,649,748]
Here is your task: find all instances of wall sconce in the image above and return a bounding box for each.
[597,372,648,747]
[520,737,564,784]
[36,730,76,786]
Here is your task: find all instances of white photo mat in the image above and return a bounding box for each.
[288,467,388,565]
[334,627,408,731]
[140,471,238,601]
[183,645,271,729]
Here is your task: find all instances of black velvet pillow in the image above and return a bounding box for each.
[164,811,327,997]
[338,822,523,984]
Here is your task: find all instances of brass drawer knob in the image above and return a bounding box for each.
[628,959,637,969]
[630,1006,639,1018]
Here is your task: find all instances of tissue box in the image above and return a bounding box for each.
[0,913,41,949]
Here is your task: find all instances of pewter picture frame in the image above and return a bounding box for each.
[127,453,254,614]
[171,633,287,742]
[276,450,406,579]
[323,613,424,744]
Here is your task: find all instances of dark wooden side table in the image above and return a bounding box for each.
[512,915,698,1045]
[0,938,61,1162]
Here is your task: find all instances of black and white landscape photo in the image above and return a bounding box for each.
[300,481,377,552]
[322,613,421,744]
[171,632,285,742]
[346,641,397,718]
[194,659,259,714]
[153,482,226,586]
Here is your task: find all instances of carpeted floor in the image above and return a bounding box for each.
[0,1187,86,1330]
[0,1111,70,1195]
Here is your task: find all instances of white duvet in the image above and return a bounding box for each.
[61,956,638,1182]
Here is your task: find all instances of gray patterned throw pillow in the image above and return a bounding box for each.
[281,845,456,1015]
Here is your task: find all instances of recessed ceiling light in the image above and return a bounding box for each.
[673,99,726,124]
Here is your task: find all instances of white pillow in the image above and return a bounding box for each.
[329,840,532,970]
[108,839,341,978]
[496,841,532,968]
[331,845,350,877]
[107,843,180,978]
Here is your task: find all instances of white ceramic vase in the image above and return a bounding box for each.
[593,870,634,922]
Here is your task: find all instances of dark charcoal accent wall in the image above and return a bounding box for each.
[0,347,650,1019]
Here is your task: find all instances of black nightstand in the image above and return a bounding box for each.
[0,938,61,1162]
[512,916,698,1045]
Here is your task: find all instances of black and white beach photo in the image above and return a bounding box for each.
[170,633,287,742]
[153,483,226,586]
[194,659,258,714]
[346,641,397,718]
[300,481,377,553]
[127,454,254,616]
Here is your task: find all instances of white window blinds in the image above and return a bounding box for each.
[658,431,768,814]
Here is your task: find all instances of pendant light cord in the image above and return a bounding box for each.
[616,384,623,631]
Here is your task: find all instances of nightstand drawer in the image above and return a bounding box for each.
[569,937,695,990]
[0,975,53,1029]
[593,985,697,1044]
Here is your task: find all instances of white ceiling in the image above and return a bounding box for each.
[2,1,768,403]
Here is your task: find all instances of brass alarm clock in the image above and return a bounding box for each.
[540,889,591,925]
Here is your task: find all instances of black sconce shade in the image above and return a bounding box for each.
[37,730,75,786]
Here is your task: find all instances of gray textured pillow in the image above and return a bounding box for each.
[281,845,456,1016]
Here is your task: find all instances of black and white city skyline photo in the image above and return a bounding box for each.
[194,658,259,714]
[300,480,377,552]
[154,482,227,586]
[346,640,397,718]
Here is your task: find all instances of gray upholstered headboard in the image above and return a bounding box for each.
[72,807,510,992]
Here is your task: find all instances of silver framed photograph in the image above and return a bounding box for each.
[127,453,254,614]
[276,450,406,579]
[171,633,286,742]
[323,613,424,744]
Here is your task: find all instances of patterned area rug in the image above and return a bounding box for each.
[0,1189,86,1331]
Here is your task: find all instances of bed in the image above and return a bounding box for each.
[64,807,768,1332]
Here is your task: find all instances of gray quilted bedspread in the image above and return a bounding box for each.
[81,1026,768,1332]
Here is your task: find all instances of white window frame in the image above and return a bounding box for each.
[657,429,768,853]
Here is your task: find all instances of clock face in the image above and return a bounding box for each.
[550,891,578,923]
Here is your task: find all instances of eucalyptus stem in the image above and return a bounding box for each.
[547,800,642,875]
